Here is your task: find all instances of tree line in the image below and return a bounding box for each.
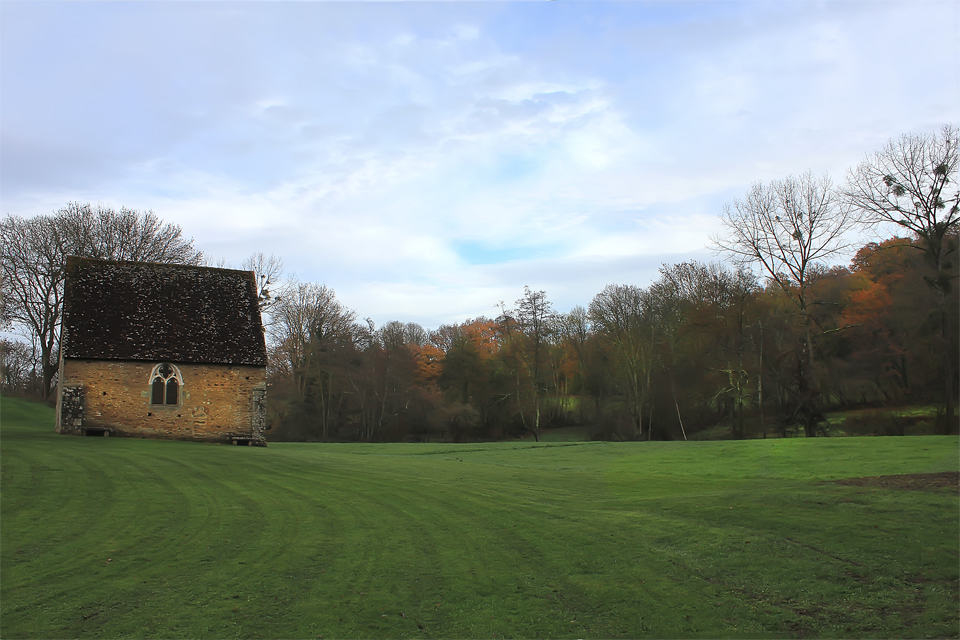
[2,126,956,439]
[265,237,955,442]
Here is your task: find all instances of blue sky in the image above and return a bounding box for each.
[2,1,958,329]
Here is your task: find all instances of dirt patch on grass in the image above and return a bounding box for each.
[833,471,959,491]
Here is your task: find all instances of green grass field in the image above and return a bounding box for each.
[2,396,958,639]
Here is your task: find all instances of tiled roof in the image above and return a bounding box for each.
[62,257,267,366]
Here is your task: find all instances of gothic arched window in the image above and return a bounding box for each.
[150,363,182,406]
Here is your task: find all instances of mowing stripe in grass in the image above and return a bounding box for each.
[3,397,957,638]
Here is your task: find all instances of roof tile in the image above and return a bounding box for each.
[62,257,267,366]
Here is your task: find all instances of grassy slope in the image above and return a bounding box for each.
[1,396,957,639]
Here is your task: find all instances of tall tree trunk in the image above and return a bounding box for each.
[938,287,956,433]
[41,338,56,400]
[798,298,820,438]
[534,397,541,442]
[648,396,654,441]
[670,372,687,441]
[758,322,765,438]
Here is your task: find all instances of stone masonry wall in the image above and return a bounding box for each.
[57,358,266,443]
[56,384,85,434]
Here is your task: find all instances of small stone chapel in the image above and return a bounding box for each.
[55,256,268,445]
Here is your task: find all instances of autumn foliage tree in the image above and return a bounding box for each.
[844,125,959,430]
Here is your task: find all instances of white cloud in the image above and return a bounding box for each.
[452,24,480,41]
[2,1,957,327]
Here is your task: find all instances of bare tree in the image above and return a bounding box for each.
[429,323,461,353]
[844,125,959,429]
[0,203,202,398]
[516,287,556,440]
[495,287,555,441]
[714,172,854,436]
[1,338,37,395]
[555,306,591,423]
[516,287,554,383]
[241,252,284,313]
[58,202,204,264]
[268,282,358,438]
[373,320,428,349]
[657,261,760,439]
[713,266,761,440]
[402,322,429,347]
[0,214,68,398]
[376,321,408,349]
[648,271,692,441]
[589,284,654,439]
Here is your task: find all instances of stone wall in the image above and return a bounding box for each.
[56,384,85,434]
[56,358,266,444]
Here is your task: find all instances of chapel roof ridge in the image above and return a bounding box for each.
[65,255,253,275]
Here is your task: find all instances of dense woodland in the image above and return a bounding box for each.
[262,236,957,442]
[2,126,958,440]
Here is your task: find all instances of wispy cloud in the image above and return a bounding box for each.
[2,1,957,327]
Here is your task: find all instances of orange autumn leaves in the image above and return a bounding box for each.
[411,318,499,384]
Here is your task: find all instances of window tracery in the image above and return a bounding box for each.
[150,363,182,406]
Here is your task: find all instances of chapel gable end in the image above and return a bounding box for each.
[56,257,268,446]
